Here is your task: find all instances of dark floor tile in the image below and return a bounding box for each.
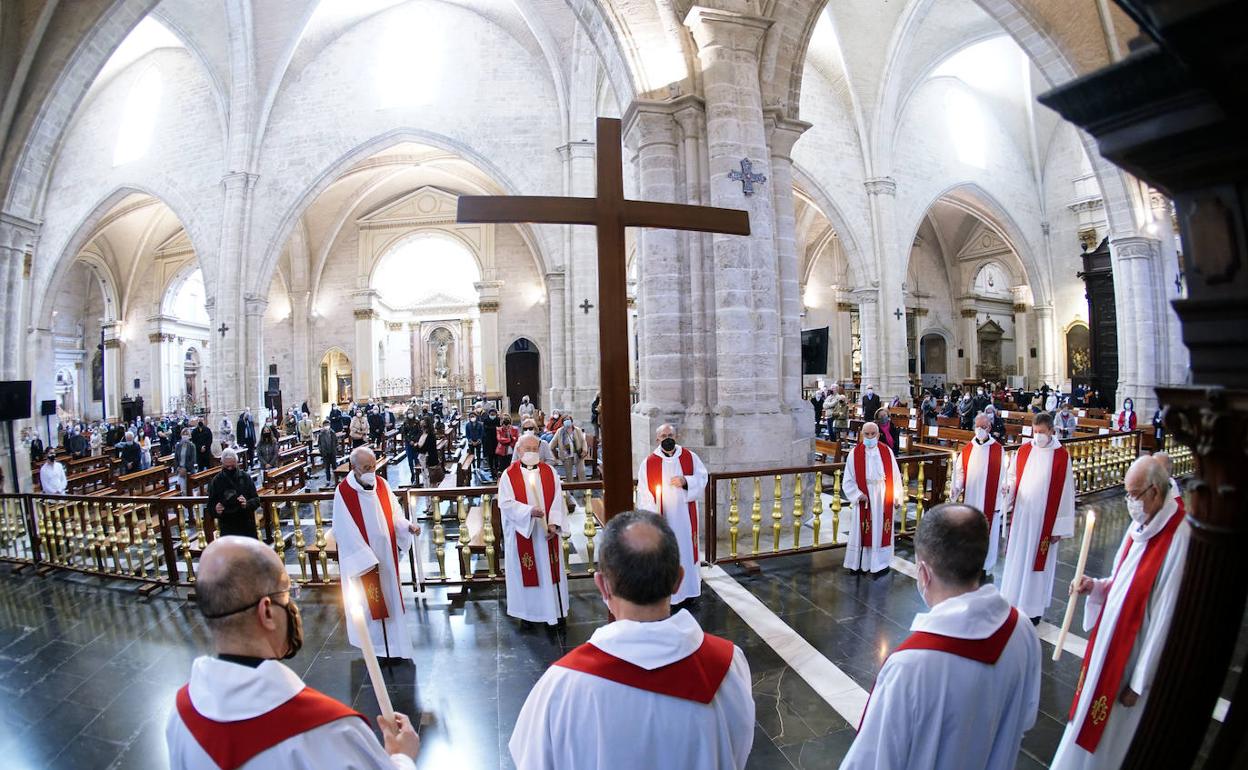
[46,734,125,770]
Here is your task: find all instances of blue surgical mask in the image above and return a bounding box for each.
[864,437,879,448]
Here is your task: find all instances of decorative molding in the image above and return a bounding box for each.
[103,338,121,349]
[957,224,1010,261]
[836,302,855,313]
[960,308,978,318]
[386,322,404,332]
[478,300,500,313]
[1078,227,1100,252]
[147,332,176,344]
[353,308,378,321]
[1066,196,1105,214]
[912,307,929,317]
[863,177,897,196]
[1013,303,1028,313]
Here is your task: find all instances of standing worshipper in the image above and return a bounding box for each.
[1056,401,1079,439]
[28,430,45,463]
[810,388,826,433]
[206,450,261,538]
[951,414,1009,573]
[256,426,279,486]
[840,421,903,574]
[367,405,385,445]
[1113,398,1137,432]
[329,403,345,434]
[175,428,197,494]
[551,416,586,482]
[166,536,420,769]
[116,430,142,474]
[331,446,421,660]
[416,417,439,486]
[958,392,975,430]
[236,409,256,463]
[517,395,535,420]
[481,408,501,475]
[873,408,898,451]
[1051,458,1189,770]
[39,451,68,495]
[510,511,754,770]
[192,418,214,471]
[1000,412,1075,624]
[861,385,881,422]
[634,424,708,604]
[496,435,569,627]
[842,504,1040,770]
[317,420,337,487]
[494,414,519,476]
[464,411,485,470]
[349,409,368,448]
[400,411,421,481]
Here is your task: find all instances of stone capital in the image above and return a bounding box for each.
[763,107,813,161]
[556,141,595,162]
[622,101,680,152]
[544,270,566,290]
[243,293,268,316]
[478,300,500,313]
[1111,235,1161,261]
[864,177,897,196]
[220,171,259,193]
[960,308,979,319]
[683,7,772,53]
[473,280,504,301]
[353,308,378,321]
[0,211,39,251]
[850,287,879,304]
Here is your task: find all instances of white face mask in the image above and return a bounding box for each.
[521,451,540,466]
[1033,433,1052,448]
[975,427,989,441]
[356,471,376,488]
[1126,495,1148,525]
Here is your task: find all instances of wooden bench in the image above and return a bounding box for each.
[116,465,174,496]
[814,439,842,463]
[277,444,308,467]
[262,461,306,493]
[188,466,221,496]
[67,467,112,494]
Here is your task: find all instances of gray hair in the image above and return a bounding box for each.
[1130,456,1170,493]
[349,445,376,469]
[598,511,681,606]
[1153,451,1174,476]
[974,413,991,429]
[221,448,239,463]
[124,431,135,441]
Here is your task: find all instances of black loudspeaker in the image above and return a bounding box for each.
[133,378,141,389]
[267,376,280,392]
[0,381,32,420]
[40,400,57,417]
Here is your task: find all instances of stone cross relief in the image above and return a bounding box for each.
[729,158,767,196]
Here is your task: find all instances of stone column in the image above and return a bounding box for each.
[464,318,476,393]
[864,177,909,399]
[352,292,378,400]
[1111,235,1164,413]
[101,322,123,420]
[1011,302,1029,386]
[289,291,311,410]
[558,141,598,416]
[960,304,979,381]
[475,280,503,394]
[834,296,852,380]
[1033,303,1057,387]
[852,288,880,395]
[209,172,258,421]
[545,269,567,410]
[243,294,268,412]
[147,331,169,414]
[0,213,37,380]
[672,102,712,439]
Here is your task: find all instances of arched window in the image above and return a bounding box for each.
[113,65,164,166]
[164,268,210,326]
[372,233,480,309]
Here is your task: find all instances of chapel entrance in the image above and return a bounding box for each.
[320,349,353,406]
[504,338,540,413]
[977,321,1004,380]
[920,334,947,388]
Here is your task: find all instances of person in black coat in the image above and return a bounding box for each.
[400,412,422,477]
[115,432,142,474]
[206,450,261,538]
[861,386,882,422]
[418,417,440,482]
[810,390,826,434]
[28,434,45,463]
[367,406,385,444]
[190,419,214,471]
[481,408,501,473]
[236,409,257,459]
[329,404,344,434]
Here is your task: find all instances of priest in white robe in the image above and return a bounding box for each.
[1000,412,1076,622]
[167,536,420,769]
[1051,458,1189,770]
[635,423,708,603]
[840,422,904,574]
[843,504,1040,770]
[497,434,569,625]
[511,511,753,770]
[331,446,420,660]
[951,414,1009,571]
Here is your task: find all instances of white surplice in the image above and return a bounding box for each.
[509,610,754,770]
[840,445,903,574]
[1051,483,1189,770]
[841,585,1041,770]
[166,656,414,770]
[999,439,1076,617]
[497,463,569,624]
[951,438,1010,570]
[331,474,415,660]
[635,446,709,603]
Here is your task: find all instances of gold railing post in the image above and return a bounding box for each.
[432,495,446,577]
[483,494,497,578]
[899,464,911,536]
[750,478,762,555]
[561,513,573,576]
[770,475,783,552]
[124,508,138,576]
[271,503,286,565]
[291,502,308,584]
[312,500,329,580]
[146,504,162,578]
[916,462,926,530]
[812,470,823,546]
[255,502,266,541]
[176,503,195,582]
[92,501,106,570]
[582,493,596,574]
[728,478,740,559]
[457,495,471,581]
[792,474,804,549]
[831,469,843,545]
[104,505,122,572]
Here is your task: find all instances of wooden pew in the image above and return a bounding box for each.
[277,444,308,468]
[262,461,306,493]
[67,467,112,494]
[116,465,174,496]
[188,466,221,496]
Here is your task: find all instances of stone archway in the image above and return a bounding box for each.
[504,338,540,414]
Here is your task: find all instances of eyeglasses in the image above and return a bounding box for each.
[201,584,300,619]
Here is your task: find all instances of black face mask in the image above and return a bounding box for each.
[660,437,676,452]
[279,599,303,660]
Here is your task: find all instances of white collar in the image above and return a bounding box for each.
[187,656,305,721]
[653,445,683,459]
[971,437,997,448]
[1132,480,1180,543]
[911,584,1011,640]
[588,609,704,670]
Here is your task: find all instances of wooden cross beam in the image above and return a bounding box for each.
[457,117,750,518]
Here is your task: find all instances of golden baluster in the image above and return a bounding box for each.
[770,475,783,552]
[52,501,66,564]
[92,501,106,570]
[193,501,208,550]
[48,501,63,564]
[75,502,90,568]
[255,501,266,541]
[581,492,596,574]
[312,500,329,580]
[271,503,286,566]
[291,501,308,584]
[146,504,162,578]
[561,514,573,577]
[457,495,471,580]
[792,474,804,549]
[728,479,740,558]
[432,496,446,577]
[899,464,910,536]
[483,493,498,578]
[916,463,927,531]
[831,469,843,545]
[60,502,75,566]
[102,505,121,573]
[176,503,196,582]
[123,508,138,576]
[811,471,823,546]
[750,478,762,555]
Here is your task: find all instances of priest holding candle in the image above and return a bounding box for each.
[497,433,570,626]
[332,446,421,660]
[1051,457,1189,770]
[635,424,708,604]
[167,536,420,769]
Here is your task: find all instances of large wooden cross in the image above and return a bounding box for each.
[457,117,750,518]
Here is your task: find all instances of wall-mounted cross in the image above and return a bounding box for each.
[1174,272,1184,294]
[894,308,904,321]
[728,158,767,196]
[217,323,229,339]
[579,298,594,315]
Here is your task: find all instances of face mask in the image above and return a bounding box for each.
[356,471,376,488]
[916,563,930,609]
[1033,433,1052,448]
[523,428,535,435]
[1126,495,1148,525]
[660,437,676,452]
[280,600,303,660]
[1125,402,1133,411]
[521,451,540,467]
[975,427,989,441]
[863,436,879,448]
[866,389,874,395]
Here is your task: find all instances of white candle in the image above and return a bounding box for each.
[1053,510,1097,661]
[346,579,395,719]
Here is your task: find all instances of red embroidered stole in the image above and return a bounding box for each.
[645,449,700,561]
[175,685,365,770]
[852,443,895,547]
[554,634,734,704]
[506,462,561,587]
[337,477,403,618]
[1069,498,1185,752]
[860,608,1020,729]
[1015,444,1069,570]
[961,440,1003,526]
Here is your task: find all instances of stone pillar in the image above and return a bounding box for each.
[672,102,712,440]
[475,280,503,394]
[464,318,476,393]
[960,304,978,381]
[1110,235,1164,413]
[558,141,598,416]
[834,296,852,380]
[853,288,880,397]
[244,294,268,412]
[289,291,311,411]
[1033,303,1057,388]
[147,331,169,414]
[864,177,909,400]
[101,322,123,420]
[1012,302,1029,386]
[209,172,258,420]
[352,291,379,400]
[545,269,567,410]
[0,213,37,380]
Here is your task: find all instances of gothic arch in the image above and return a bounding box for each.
[792,164,872,287]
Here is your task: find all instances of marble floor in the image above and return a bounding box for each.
[0,488,1240,769]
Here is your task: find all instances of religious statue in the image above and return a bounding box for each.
[435,340,450,382]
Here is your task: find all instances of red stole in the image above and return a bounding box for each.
[860,608,1020,729]
[852,443,896,547]
[175,685,364,770]
[646,449,699,561]
[554,634,734,704]
[961,440,1004,525]
[505,462,561,587]
[1069,498,1185,752]
[1015,443,1070,570]
[337,477,403,619]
